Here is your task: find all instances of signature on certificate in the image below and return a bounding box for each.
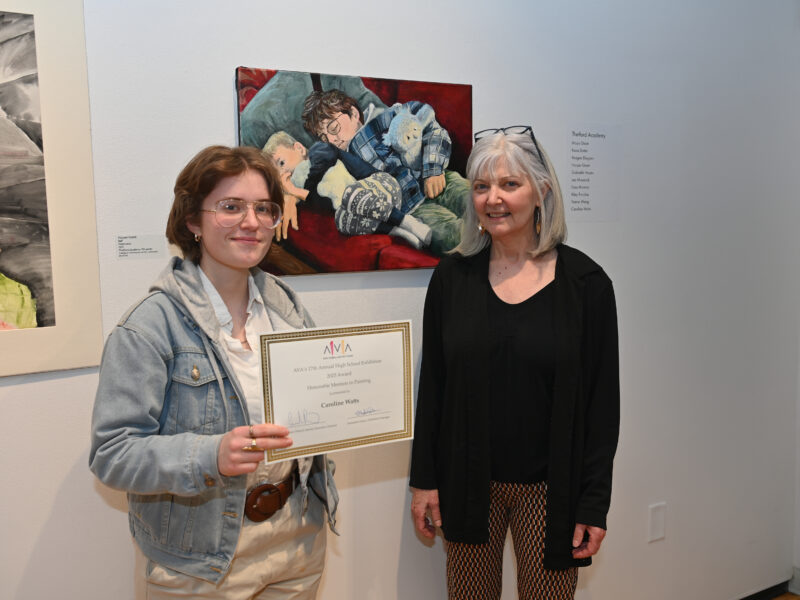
[355,407,378,417]
[287,409,321,426]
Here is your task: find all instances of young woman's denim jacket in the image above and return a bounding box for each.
[90,257,338,583]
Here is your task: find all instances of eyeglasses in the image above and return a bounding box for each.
[319,113,347,143]
[473,125,546,168]
[201,199,282,229]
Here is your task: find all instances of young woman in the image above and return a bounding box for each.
[90,145,337,598]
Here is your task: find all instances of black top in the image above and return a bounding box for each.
[487,281,555,483]
[410,244,619,570]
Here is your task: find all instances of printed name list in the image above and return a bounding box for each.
[568,128,617,222]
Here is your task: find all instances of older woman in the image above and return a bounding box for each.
[409,127,619,599]
[90,145,337,599]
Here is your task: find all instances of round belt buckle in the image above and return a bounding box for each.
[245,482,288,522]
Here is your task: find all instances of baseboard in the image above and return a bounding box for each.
[790,567,800,594]
[740,581,789,600]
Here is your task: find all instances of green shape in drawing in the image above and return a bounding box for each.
[0,272,37,329]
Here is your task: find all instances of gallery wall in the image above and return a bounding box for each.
[1,0,799,598]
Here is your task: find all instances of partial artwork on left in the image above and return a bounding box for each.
[0,11,52,330]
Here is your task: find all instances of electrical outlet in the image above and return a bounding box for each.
[648,502,666,542]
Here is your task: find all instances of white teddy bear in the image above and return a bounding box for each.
[381,104,436,174]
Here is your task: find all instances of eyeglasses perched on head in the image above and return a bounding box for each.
[473,125,546,168]
[201,199,282,229]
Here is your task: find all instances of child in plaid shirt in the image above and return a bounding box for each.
[264,131,432,248]
[302,90,469,255]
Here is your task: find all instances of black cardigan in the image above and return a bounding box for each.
[409,244,619,569]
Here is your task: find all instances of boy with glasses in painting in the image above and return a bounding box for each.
[302,89,469,255]
[263,131,432,249]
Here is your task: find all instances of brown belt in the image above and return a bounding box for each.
[244,474,295,522]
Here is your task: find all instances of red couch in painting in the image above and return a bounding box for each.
[236,68,471,275]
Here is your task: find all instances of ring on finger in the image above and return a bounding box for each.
[248,425,255,438]
[242,438,264,452]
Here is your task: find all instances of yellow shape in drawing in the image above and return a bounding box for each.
[0,272,38,329]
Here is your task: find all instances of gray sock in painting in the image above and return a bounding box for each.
[399,214,432,246]
[389,227,424,249]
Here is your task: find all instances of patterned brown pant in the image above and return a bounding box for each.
[445,481,578,600]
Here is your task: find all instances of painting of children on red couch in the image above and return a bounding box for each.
[236,68,472,275]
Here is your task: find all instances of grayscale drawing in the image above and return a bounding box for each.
[0,11,53,329]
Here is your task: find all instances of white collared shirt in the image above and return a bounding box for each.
[199,269,293,481]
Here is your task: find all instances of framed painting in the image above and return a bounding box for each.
[0,1,101,376]
[236,68,472,275]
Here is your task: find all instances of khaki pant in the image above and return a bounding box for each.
[136,477,326,599]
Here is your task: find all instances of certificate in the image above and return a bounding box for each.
[260,321,413,462]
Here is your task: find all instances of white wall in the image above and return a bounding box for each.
[1,0,799,598]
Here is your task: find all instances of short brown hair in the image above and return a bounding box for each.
[301,90,361,138]
[166,145,284,262]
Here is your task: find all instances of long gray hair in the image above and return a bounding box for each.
[452,131,566,257]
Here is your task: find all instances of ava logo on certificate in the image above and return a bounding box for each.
[260,321,413,462]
